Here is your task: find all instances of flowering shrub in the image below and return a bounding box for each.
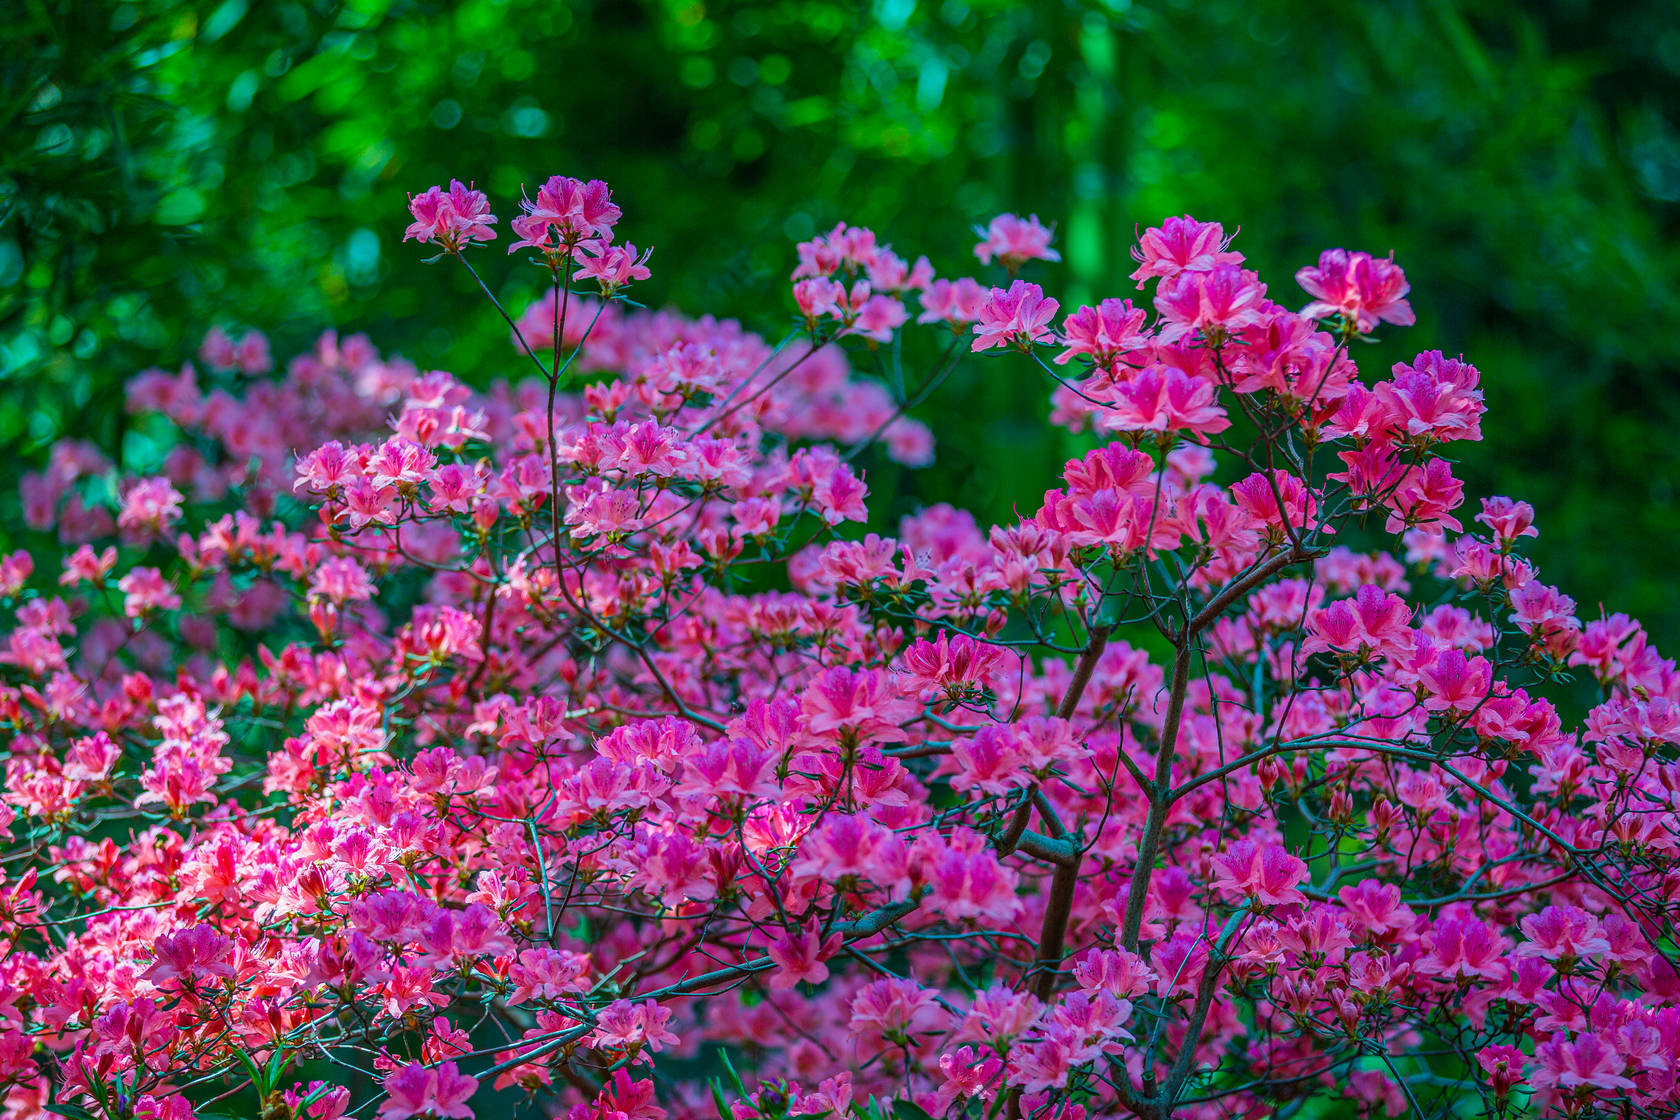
[3,175,1677,1120]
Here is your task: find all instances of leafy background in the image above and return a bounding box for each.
[5,0,1679,629]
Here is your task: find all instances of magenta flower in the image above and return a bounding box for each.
[1516,904,1611,961]
[1153,264,1268,343]
[403,181,497,250]
[766,923,842,989]
[1099,365,1230,436]
[1129,215,1242,284]
[1296,248,1415,333]
[1531,1032,1636,1092]
[1211,840,1308,907]
[972,280,1060,351]
[1056,298,1150,366]
[144,925,236,987]
[377,1061,479,1119]
[510,175,620,255]
[574,241,653,291]
[1477,1045,1528,1099]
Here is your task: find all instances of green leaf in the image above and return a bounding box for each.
[265,1045,292,1087]
[229,1046,266,1092]
[44,1103,99,1120]
[718,1046,747,1094]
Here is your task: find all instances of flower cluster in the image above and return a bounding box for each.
[0,180,1675,1120]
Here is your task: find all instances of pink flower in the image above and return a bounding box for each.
[198,326,237,369]
[972,280,1060,352]
[1373,351,1484,444]
[1531,1032,1635,1092]
[1129,215,1242,284]
[284,1082,351,1120]
[766,924,842,990]
[934,724,1034,796]
[1417,648,1493,712]
[1384,457,1465,534]
[793,221,881,278]
[377,1061,479,1120]
[1476,495,1538,541]
[785,449,869,525]
[1211,840,1308,907]
[510,175,620,253]
[1229,469,1321,535]
[232,329,272,374]
[404,181,497,249]
[0,551,30,597]
[295,440,358,495]
[341,477,399,530]
[973,213,1060,269]
[507,947,590,1004]
[793,276,844,322]
[569,1071,664,1120]
[1056,297,1150,367]
[117,476,184,540]
[801,666,918,743]
[1516,905,1611,962]
[1098,365,1230,436]
[917,277,988,325]
[117,567,181,616]
[1477,1045,1527,1099]
[1303,584,1412,659]
[1336,881,1415,937]
[132,1097,196,1120]
[367,438,436,492]
[849,977,949,1043]
[199,327,271,374]
[791,1075,853,1118]
[590,999,679,1060]
[895,631,1006,699]
[865,248,932,292]
[936,1046,1005,1110]
[848,293,908,343]
[672,739,776,800]
[1296,248,1415,333]
[574,241,653,291]
[917,828,1021,923]
[1417,915,1509,981]
[1152,264,1268,343]
[790,813,910,893]
[145,926,236,987]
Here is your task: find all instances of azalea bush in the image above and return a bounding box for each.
[2,173,1677,1120]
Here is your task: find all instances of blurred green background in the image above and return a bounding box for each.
[5,0,1679,629]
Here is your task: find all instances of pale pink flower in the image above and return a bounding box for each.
[973,213,1060,269]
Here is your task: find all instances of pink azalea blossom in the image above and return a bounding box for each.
[377,1061,479,1120]
[972,280,1060,351]
[973,213,1060,269]
[1296,248,1415,333]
